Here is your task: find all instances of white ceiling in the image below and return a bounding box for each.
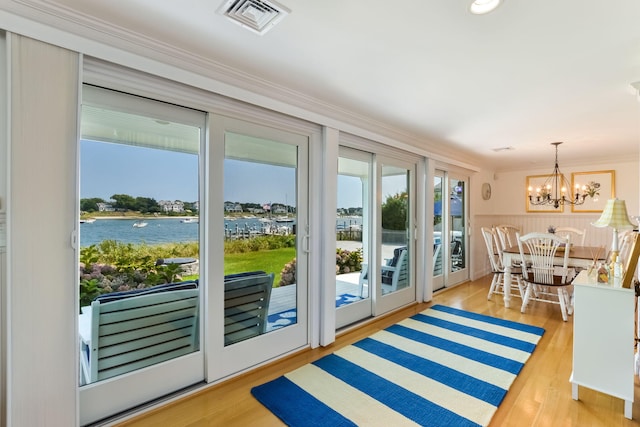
[6,0,640,171]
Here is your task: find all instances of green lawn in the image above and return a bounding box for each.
[224,247,296,286]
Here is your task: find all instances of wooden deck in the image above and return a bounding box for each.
[267,272,363,317]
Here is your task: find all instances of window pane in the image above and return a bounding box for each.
[78,94,202,386]
[433,175,443,276]
[450,179,466,272]
[380,165,410,295]
[223,132,298,345]
[336,156,367,302]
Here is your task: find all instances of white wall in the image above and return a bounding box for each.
[491,160,638,216]
[7,35,78,426]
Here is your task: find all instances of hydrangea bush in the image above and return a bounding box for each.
[279,248,363,287]
[335,248,363,274]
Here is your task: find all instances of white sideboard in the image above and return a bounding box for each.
[570,271,635,419]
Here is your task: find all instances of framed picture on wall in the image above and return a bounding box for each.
[571,170,615,213]
[526,174,565,213]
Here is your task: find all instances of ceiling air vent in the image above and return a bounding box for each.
[218,0,290,35]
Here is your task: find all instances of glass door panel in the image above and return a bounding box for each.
[78,85,205,425]
[210,115,308,381]
[447,176,468,285]
[432,170,468,291]
[335,148,372,328]
[376,158,415,315]
[449,178,466,273]
[224,133,298,343]
[433,173,444,290]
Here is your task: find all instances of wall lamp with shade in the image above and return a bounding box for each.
[591,198,635,266]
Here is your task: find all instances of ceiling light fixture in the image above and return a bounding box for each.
[469,0,502,15]
[527,142,588,209]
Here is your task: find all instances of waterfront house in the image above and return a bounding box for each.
[158,200,185,213]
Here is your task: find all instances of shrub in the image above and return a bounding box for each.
[279,248,363,287]
[279,258,296,286]
[78,241,197,306]
[224,235,295,254]
[335,248,363,274]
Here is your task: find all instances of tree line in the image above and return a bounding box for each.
[80,194,197,214]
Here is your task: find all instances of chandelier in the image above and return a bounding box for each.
[527,142,587,209]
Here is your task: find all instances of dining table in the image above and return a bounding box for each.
[501,244,607,308]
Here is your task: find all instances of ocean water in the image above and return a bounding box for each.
[80,218,200,247]
[80,216,362,247]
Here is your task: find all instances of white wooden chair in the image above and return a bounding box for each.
[495,224,521,250]
[618,230,636,264]
[555,227,586,246]
[359,247,409,296]
[481,227,525,300]
[518,232,574,321]
[381,248,408,293]
[432,243,442,274]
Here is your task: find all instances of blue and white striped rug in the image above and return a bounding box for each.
[252,304,544,427]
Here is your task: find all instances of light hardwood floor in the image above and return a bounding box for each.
[116,275,640,427]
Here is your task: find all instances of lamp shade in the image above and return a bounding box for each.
[591,198,634,229]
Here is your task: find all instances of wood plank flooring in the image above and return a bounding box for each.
[115,275,640,427]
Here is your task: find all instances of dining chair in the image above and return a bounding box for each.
[481,227,525,301]
[517,232,574,321]
[555,227,586,246]
[495,224,521,250]
[618,230,636,264]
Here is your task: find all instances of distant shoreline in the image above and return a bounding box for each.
[88,215,198,220]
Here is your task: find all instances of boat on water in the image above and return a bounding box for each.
[275,216,294,223]
[180,218,199,224]
[79,218,96,224]
[133,221,148,228]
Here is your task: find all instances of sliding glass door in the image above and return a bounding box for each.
[335,148,372,328]
[78,85,206,425]
[433,170,468,291]
[209,115,309,380]
[375,157,416,315]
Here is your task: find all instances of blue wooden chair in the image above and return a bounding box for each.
[224,272,274,345]
[84,281,199,383]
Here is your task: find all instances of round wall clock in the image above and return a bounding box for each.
[481,182,492,200]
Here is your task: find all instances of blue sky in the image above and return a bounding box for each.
[81,141,402,208]
[81,141,200,201]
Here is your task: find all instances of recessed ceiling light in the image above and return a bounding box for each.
[469,0,502,15]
